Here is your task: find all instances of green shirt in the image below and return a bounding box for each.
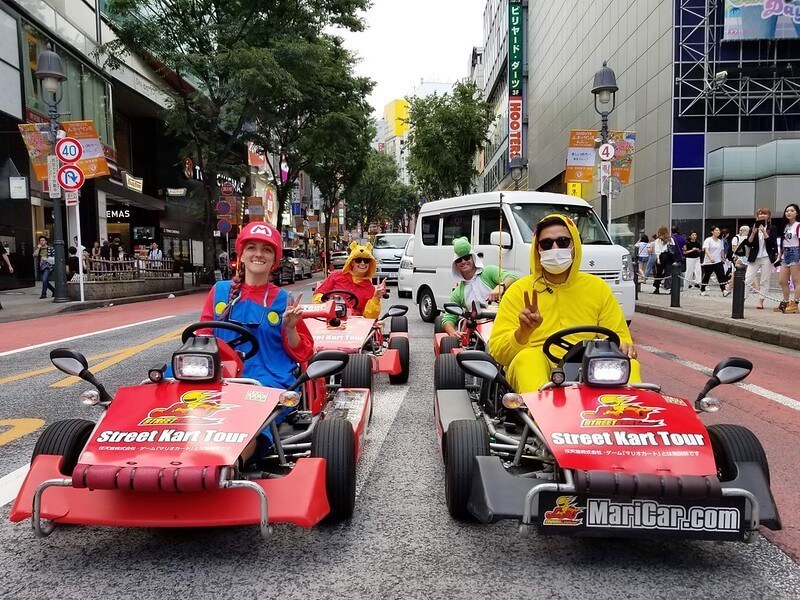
[441,265,516,325]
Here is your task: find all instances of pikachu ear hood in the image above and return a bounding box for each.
[343,241,376,279]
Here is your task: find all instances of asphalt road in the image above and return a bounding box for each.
[1,276,799,600]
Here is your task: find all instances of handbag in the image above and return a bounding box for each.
[658,250,674,267]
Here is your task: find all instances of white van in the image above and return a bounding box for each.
[412,191,635,322]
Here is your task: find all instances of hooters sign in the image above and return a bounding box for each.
[508,96,523,163]
[508,0,524,165]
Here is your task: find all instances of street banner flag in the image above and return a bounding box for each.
[247,196,265,220]
[19,120,110,181]
[566,129,636,185]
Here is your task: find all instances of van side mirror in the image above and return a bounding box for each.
[490,231,512,249]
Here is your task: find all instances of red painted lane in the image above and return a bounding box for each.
[634,314,800,560]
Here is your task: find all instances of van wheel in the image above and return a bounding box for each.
[418,287,437,323]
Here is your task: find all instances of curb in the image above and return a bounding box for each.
[56,286,212,313]
[635,303,800,351]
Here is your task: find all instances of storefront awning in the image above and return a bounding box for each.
[95,177,165,211]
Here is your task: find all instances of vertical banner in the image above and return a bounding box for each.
[19,120,110,181]
[565,130,636,184]
[607,130,636,185]
[247,196,265,221]
[508,0,524,165]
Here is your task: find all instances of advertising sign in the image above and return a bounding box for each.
[247,196,265,220]
[566,130,636,185]
[508,0,524,165]
[19,120,110,181]
[723,0,800,40]
[124,172,144,193]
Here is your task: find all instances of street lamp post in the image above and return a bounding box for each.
[35,43,69,303]
[591,61,618,229]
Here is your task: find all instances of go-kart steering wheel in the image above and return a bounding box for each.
[181,321,260,360]
[542,326,621,364]
[320,289,360,310]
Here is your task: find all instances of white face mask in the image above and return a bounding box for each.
[540,248,573,274]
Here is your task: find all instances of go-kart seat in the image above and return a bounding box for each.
[71,463,222,492]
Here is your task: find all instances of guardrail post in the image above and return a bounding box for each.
[731,263,747,319]
[670,263,681,308]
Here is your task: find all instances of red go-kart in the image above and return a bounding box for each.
[303,291,410,394]
[434,326,781,542]
[11,316,371,538]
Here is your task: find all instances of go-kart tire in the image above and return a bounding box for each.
[418,288,437,323]
[312,418,356,520]
[708,424,771,484]
[341,353,373,393]
[445,419,489,521]
[434,315,445,334]
[390,315,408,333]
[388,337,410,384]
[31,419,95,476]
[434,353,465,390]
[438,336,461,355]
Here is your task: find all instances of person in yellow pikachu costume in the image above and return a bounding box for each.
[313,241,386,318]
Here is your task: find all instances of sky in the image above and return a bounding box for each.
[336,0,486,116]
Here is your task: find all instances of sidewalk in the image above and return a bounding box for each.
[635,281,800,351]
[0,278,210,324]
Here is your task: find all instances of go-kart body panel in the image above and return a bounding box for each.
[10,455,329,527]
[304,316,376,353]
[524,386,717,476]
[329,388,371,462]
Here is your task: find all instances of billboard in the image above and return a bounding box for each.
[724,1,800,40]
[508,0,524,165]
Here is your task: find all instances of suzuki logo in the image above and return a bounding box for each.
[251,225,271,236]
[589,260,595,267]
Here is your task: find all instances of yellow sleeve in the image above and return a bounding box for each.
[312,293,323,304]
[363,297,381,320]
[488,278,531,367]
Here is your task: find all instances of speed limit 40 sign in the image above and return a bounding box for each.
[55,137,83,163]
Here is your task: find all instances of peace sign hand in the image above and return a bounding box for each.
[373,278,387,299]
[282,293,304,330]
[516,289,542,344]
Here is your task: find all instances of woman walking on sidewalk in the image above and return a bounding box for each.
[700,226,728,296]
[635,234,650,282]
[651,227,672,294]
[746,207,779,310]
[775,203,800,314]
[683,231,702,288]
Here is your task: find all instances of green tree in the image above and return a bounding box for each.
[346,151,402,232]
[99,0,368,266]
[406,81,494,200]
[385,183,420,233]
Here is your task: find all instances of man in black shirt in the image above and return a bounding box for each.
[66,246,80,281]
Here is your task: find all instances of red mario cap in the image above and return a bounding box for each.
[235,222,282,269]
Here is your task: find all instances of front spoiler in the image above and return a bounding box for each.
[467,457,781,539]
[10,455,330,533]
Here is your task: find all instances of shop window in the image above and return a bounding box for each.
[442,211,472,246]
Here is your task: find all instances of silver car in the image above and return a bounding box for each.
[397,236,414,298]
[373,233,413,282]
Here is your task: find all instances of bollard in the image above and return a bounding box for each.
[731,263,747,319]
[634,269,639,300]
[670,263,681,308]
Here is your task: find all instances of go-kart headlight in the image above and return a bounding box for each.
[585,358,630,387]
[279,390,301,407]
[174,354,214,380]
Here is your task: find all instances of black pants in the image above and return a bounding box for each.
[701,262,727,292]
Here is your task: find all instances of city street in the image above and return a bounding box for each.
[1,278,799,599]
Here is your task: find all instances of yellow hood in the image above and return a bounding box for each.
[343,241,377,280]
[530,214,583,287]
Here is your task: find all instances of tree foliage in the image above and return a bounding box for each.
[406,81,495,200]
[346,151,400,231]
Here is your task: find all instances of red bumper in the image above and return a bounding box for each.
[10,455,330,529]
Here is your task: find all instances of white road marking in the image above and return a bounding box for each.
[0,316,176,357]
[0,465,29,507]
[639,343,800,412]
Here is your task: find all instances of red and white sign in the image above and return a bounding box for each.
[598,143,615,161]
[55,137,83,163]
[57,164,85,191]
[221,182,235,196]
[508,95,524,162]
[64,191,80,206]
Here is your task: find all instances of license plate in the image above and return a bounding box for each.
[537,492,747,541]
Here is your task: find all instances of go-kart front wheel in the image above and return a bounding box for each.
[434,353,465,390]
[388,337,410,384]
[434,315,445,334]
[312,418,356,520]
[438,336,461,355]
[31,419,95,476]
[390,315,408,333]
[445,419,489,520]
[708,424,771,484]
[341,353,373,394]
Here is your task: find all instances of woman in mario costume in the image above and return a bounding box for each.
[313,241,386,318]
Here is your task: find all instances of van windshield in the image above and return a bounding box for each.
[509,204,612,245]
[374,234,411,249]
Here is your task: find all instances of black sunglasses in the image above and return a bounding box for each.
[353,257,371,264]
[538,236,572,250]
[454,255,472,264]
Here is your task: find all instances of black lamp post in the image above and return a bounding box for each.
[509,155,527,191]
[35,43,69,303]
[591,61,618,228]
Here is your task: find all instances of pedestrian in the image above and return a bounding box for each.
[148,242,163,268]
[670,226,685,290]
[746,207,779,310]
[36,236,55,299]
[99,240,111,271]
[73,236,85,256]
[65,246,80,281]
[700,226,729,296]
[651,226,675,295]
[775,203,800,314]
[0,242,13,310]
[634,234,650,282]
[110,238,121,270]
[720,228,733,280]
[644,234,657,280]
[218,248,230,279]
[683,231,702,288]
[724,225,750,295]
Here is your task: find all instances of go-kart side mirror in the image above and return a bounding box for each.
[443,302,465,317]
[288,350,350,391]
[380,304,409,320]
[50,348,114,404]
[456,351,512,389]
[695,356,753,409]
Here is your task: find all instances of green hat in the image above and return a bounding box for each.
[453,237,472,258]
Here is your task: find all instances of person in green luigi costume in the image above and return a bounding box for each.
[441,237,518,338]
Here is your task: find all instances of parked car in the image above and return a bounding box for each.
[373,233,414,283]
[397,236,414,298]
[330,250,348,270]
[277,248,312,284]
